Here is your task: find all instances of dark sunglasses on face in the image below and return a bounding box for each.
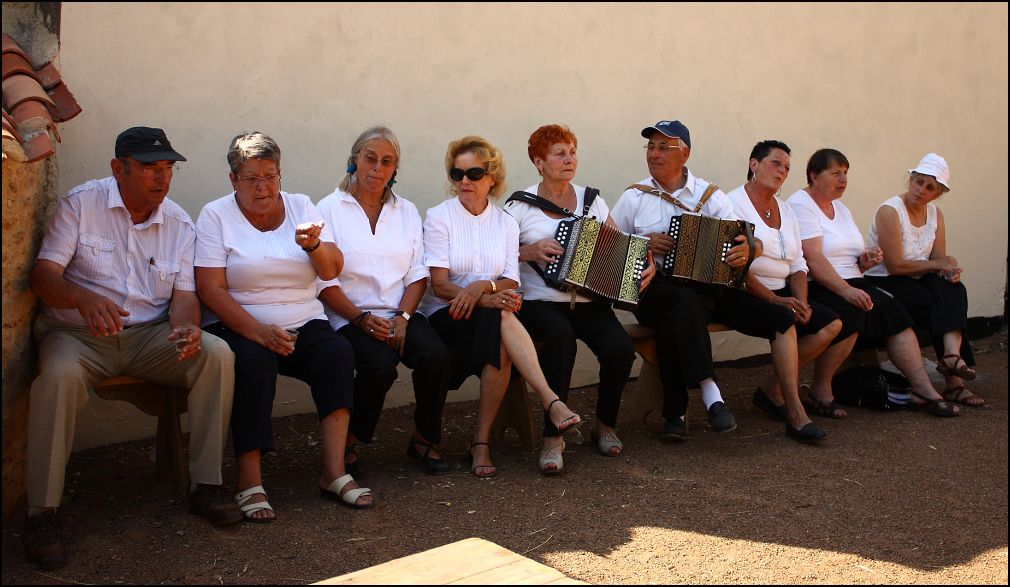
[449,167,488,182]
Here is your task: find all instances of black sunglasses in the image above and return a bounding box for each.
[449,167,488,182]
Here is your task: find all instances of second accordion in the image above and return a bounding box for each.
[661,212,755,289]
[543,216,650,308]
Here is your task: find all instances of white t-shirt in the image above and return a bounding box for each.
[503,183,611,303]
[417,197,521,317]
[727,186,807,291]
[316,189,428,330]
[611,169,736,268]
[864,195,938,277]
[787,189,864,280]
[194,192,335,329]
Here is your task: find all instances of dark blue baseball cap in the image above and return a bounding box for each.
[115,126,187,162]
[641,120,691,149]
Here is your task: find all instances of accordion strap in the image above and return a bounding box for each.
[739,219,756,289]
[629,182,719,213]
[506,188,601,294]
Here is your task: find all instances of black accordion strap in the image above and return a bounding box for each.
[506,188,601,286]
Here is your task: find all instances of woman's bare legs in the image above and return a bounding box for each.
[886,328,949,405]
[236,450,274,521]
[319,408,372,506]
[470,342,512,474]
[498,311,580,430]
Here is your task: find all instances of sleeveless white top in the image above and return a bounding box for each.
[864,195,937,277]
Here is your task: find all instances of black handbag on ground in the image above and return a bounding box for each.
[832,366,912,411]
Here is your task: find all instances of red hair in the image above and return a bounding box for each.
[527,124,577,164]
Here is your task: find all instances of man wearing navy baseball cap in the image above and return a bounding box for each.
[23,127,239,570]
[612,120,797,444]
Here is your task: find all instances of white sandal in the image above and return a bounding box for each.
[233,485,275,523]
[321,474,374,509]
[538,440,565,475]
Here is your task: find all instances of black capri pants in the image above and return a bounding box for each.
[866,273,974,366]
[771,284,842,341]
[807,278,915,344]
[205,318,355,457]
[339,314,452,444]
[518,299,635,436]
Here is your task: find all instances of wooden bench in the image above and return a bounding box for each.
[489,323,731,448]
[92,376,190,499]
[314,537,585,584]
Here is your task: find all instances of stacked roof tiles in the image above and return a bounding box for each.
[2,33,82,163]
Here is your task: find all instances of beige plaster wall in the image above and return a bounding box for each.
[49,3,1007,449]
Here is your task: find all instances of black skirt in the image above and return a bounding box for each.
[771,285,840,340]
[807,278,914,342]
[428,306,503,390]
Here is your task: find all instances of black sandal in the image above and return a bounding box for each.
[467,442,497,478]
[937,354,977,381]
[406,436,449,475]
[547,398,581,433]
[910,391,960,417]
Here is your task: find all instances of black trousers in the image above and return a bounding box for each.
[205,319,355,457]
[635,276,795,420]
[866,274,974,366]
[339,314,452,444]
[518,300,635,436]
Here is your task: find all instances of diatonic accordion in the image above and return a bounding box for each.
[661,213,754,289]
[543,216,650,307]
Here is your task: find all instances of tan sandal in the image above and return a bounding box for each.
[538,440,565,475]
[591,429,623,457]
[937,354,977,381]
[943,385,985,407]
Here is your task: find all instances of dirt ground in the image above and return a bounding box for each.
[2,332,1007,585]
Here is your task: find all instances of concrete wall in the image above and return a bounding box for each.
[42,2,1010,448]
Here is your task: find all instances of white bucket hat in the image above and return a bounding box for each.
[908,153,950,190]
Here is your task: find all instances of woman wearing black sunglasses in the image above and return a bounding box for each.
[504,124,654,474]
[417,135,582,477]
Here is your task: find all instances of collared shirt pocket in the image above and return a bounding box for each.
[147,258,182,302]
[77,234,118,278]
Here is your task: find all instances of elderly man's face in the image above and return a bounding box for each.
[645,131,689,181]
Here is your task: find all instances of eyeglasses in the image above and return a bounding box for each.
[124,160,179,177]
[644,143,683,153]
[449,167,488,182]
[237,174,281,187]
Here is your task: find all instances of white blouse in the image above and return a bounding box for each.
[864,195,938,277]
[417,197,521,317]
[316,189,428,330]
[194,192,334,330]
[787,189,865,280]
[726,186,807,291]
[503,183,611,303]
[610,169,737,268]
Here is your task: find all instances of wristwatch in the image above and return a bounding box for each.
[395,310,412,322]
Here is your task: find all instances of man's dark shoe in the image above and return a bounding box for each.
[707,401,737,433]
[24,510,66,570]
[660,418,688,442]
[189,484,242,526]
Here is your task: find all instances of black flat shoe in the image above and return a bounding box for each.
[406,437,450,475]
[785,422,827,444]
[752,387,787,422]
[660,418,688,442]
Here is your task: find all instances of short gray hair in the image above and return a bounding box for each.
[338,126,401,195]
[227,132,281,175]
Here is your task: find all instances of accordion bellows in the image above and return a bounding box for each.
[544,216,650,307]
[662,213,754,289]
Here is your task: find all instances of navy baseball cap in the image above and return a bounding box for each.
[115,127,187,162]
[641,120,691,149]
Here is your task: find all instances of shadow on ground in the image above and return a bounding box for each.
[2,334,1007,584]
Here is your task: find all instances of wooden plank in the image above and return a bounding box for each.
[315,538,584,585]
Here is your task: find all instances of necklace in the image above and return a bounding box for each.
[763,208,772,219]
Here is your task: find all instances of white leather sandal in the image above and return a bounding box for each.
[321,474,374,509]
[538,440,565,475]
[233,485,275,523]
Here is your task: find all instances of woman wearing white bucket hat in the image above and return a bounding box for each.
[864,153,984,407]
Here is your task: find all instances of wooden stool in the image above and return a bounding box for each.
[490,376,537,452]
[92,376,190,499]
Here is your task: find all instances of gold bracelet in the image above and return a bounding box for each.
[488,279,497,293]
